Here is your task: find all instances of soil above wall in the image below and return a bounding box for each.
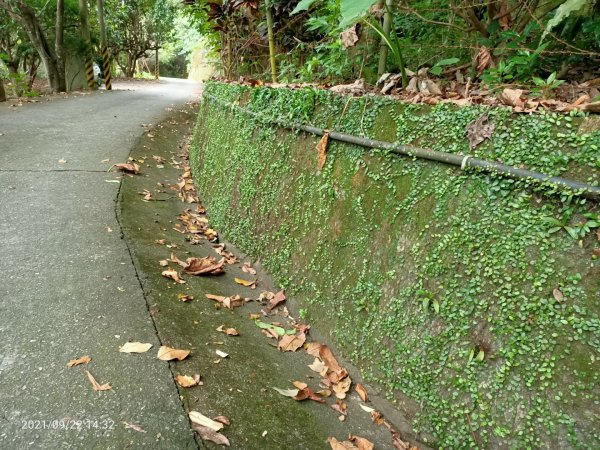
[191,81,600,449]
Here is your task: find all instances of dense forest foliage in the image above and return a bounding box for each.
[1,1,599,102]
[181,1,599,96]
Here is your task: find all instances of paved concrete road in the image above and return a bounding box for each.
[0,79,200,449]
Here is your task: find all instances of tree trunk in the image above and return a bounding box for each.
[26,56,40,90]
[55,0,66,92]
[0,79,6,102]
[265,5,277,83]
[2,2,63,93]
[377,0,392,77]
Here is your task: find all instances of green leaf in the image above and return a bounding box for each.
[475,349,485,362]
[542,0,591,40]
[291,0,319,15]
[422,297,430,310]
[434,57,459,67]
[340,0,378,28]
[433,300,440,314]
[254,320,286,336]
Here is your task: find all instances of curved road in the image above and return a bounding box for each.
[0,79,200,449]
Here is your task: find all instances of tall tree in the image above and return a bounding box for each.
[0,0,66,92]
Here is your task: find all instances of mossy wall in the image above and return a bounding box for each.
[190,81,600,449]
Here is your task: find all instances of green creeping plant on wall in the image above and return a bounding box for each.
[191,81,600,449]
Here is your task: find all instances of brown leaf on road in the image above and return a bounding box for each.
[466,113,495,149]
[85,370,112,391]
[317,133,330,171]
[185,257,225,276]
[157,345,190,361]
[213,244,238,264]
[278,333,306,352]
[122,421,147,433]
[188,411,224,431]
[119,342,153,353]
[162,268,186,284]
[306,342,322,358]
[67,355,91,367]
[214,415,230,426]
[113,163,140,174]
[267,290,286,311]
[242,262,256,275]
[176,374,201,387]
[292,381,308,390]
[333,376,352,399]
[178,293,194,302]
[206,294,245,309]
[391,430,414,450]
[217,325,239,336]
[294,387,326,403]
[234,277,257,289]
[319,344,342,373]
[331,400,348,415]
[273,387,299,397]
[192,424,230,446]
[328,437,359,449]
[350,435,375,450]
[355,384,368,402]
[159,259,169,267]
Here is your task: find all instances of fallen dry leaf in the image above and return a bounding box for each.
[273,387,299,397]
[178,293,194,302]
[333,376,352,399]
[355,384,368,402]
[67,355,91,367]
[466,113,495,149]
[113,163,140,174]
[340,25,359,48]
[328,436,358,450]
[217,325,239,336]
[499,88,525,107]
[306,342,322,357]
[159,260,169,267]
[122,421,146,433]
[319,345,342,373]
[234,277,256,289]
[553,288,565,302]
[214,415,230,426]
[349,435,375,450]
[189,411,224,431]
[309,359,327,376]
[292,381,308,390]
[316,133,330,171]
[119,342,153,353]
[295,387,326,403]
[242,262,256,275]
[192,424,230,446]
[157,345,190,361]
[183,256,225,276]
[85,370,112,391]
[278,333,306,352]
[206,294,245,309]
[331,400,348,416]
[176,374,201,387]
[216,350,229,358]
[267,290,286,311]
[162,268,185,284]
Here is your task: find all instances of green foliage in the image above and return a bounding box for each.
[192,81,600,449]
[543,0,593,40]
[339,0,378,28]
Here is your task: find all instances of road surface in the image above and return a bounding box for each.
[0,79,200,449]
